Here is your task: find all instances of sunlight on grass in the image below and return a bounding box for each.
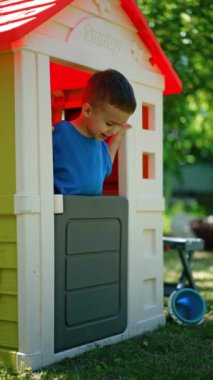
[164,250,213,289]
[164,250,213,321]
[1,250,212,379]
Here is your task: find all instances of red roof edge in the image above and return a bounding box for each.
[0,0,182,95]
[0,0,73,45]
[121,0,182,95]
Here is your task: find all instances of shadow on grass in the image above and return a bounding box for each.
[1,251,212,380]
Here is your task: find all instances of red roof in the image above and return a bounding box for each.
[0,0,182,95]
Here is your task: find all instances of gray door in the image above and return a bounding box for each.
[55,196,128,352]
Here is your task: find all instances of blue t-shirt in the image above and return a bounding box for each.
[53,120,112,195]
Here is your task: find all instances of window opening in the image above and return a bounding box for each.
[142,153,155,179]
[142,104,155,130]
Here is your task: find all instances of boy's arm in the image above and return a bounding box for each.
[108,124,131,164]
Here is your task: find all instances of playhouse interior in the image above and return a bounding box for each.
[50,61,152,196]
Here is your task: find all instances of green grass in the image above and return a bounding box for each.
[1,251,213,380]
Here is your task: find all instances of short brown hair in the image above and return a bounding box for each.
[83,69,137,114]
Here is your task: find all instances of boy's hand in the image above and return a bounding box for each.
[108,123,132,164]
[116,123,132,139]
[118,123,132,134]
[121,123,132,131]
[110,123,132,140]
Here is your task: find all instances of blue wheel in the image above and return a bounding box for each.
[168,288,206,325]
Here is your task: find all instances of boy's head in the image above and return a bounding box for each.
[82,69,137,114]
[76,69,136,141]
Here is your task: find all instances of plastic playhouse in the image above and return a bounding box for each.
[0,0,182,370]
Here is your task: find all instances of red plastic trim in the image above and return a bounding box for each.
[0,0,74,44]
[121,0,182,94]
[0,0,182,95]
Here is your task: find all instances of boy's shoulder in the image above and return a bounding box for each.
[53,120,70,130]
[53,120,77,137]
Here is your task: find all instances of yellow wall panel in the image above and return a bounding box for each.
[0,243,17,269]
[0,321,18,349]
[0,195,14,215]
[0,51,18,362]
[0,216,17,243]
[0,348,17,368]
[0,53,16,196]
[0,295,17,322]
[0,269,17,294]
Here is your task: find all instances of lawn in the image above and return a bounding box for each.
[1,250,213,380]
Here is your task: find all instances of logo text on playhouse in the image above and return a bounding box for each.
[84,24,121,56]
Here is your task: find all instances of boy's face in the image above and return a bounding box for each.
[82,102,132,141]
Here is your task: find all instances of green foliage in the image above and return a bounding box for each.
[136,0,213,177]
[163,199,206,234]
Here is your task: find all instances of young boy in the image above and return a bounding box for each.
[53,69,136,195]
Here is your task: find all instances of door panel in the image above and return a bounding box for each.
[55,196,128,353]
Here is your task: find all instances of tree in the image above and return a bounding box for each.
[136,0,213,198]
